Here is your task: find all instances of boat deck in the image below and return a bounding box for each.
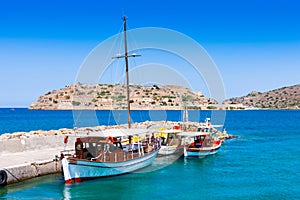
[67,143,159,163]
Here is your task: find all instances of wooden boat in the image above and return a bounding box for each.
[62,129,160,183]
[178,131,222,158]
[61,17,160,184]
[157,129,183,156]
[197,118,228,142]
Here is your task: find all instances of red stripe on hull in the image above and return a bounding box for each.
[65,178,86,184]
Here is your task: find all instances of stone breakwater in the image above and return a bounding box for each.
[0,128,74,141]
[0,121,201,142]
[0,120,234,156]
[0,121,203,157]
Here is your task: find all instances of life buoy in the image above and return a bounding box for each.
[0,170,8,186]
[106,136,114,144]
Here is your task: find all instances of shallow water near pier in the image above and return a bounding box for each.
[1,110,300,199]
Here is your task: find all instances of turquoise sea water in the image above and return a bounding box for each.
[1,109,300,199]
[0,109,210,134]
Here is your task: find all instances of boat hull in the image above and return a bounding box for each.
[62,150,159,183]
[158,146,183,156]
[183,143,221,158]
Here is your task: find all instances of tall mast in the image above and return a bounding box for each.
[113,16,140,129]
[123,16,131,129]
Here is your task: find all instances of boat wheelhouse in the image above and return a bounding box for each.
[157,129,183,156]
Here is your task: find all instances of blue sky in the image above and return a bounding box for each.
[0,0,299,107]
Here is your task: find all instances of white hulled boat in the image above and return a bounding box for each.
[61,17,160,183]
[157,129,183,156]
[178,131,222,158]
[62,129,160,183]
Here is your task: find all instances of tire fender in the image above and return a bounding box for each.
[0,170,8,186]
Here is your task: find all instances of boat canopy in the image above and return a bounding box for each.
[74,128,151,138]
[198,124,224,128]
[157,129,182,134]
[177,131,210,137]
[100,128,150,137]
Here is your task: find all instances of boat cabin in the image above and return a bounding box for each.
[74,136,124,160]
[71,130,160,163]
[158,129,182,146]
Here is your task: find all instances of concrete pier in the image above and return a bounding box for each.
[2,159,61,185]
[0,134,75,186]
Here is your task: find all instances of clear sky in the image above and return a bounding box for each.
[0,0,299,107]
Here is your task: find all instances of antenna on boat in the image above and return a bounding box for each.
[113,16,141,128]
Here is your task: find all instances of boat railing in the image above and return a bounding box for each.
[89,141,159,163]
[60,149,75,158]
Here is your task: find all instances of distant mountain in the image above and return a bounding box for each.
[224,84,300,109]
[29,83,220,110]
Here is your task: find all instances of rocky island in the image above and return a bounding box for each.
[224,84,300,109]
[29,83,300,110]
[29,83,225,110]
